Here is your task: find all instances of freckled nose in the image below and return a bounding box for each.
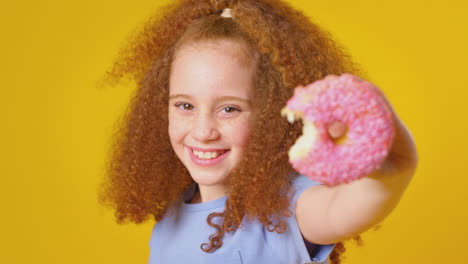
[191,114,220,142]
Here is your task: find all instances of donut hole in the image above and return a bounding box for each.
[328,121,348,145]
[332,133,348,145]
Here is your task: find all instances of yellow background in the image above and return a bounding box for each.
[1,0,466,263]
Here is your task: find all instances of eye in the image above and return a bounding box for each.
[174,103,194,111]
[221,105,241,114]
[172,103,241,114]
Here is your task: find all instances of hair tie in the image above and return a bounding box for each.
[220,8,233,18]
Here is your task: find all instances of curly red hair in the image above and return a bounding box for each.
[98,0,370,263]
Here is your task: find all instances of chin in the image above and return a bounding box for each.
[189,170,229,186]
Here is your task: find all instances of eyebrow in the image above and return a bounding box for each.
[169,94,252,106]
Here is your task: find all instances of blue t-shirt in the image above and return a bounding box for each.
[148,174,336,264]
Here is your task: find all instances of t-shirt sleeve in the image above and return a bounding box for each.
[291,174,336,263]
[148,222,157,247]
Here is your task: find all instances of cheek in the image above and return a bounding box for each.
[226,118,253,148]
[168,113,186,144]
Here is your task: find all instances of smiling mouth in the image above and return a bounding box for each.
[187,146,231,167]
[191,148,229,160]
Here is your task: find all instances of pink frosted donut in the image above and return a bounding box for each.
[281,73,395,186]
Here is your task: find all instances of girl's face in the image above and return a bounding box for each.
[168,40,256,192]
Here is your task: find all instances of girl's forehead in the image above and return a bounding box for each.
[174,39,257,69]
[169,41,257,100]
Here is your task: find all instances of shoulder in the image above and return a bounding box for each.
[258,173,336,263]
[290,173,323,205]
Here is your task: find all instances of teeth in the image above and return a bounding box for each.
[193,150,225,159]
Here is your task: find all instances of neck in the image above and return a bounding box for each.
[189,184,227,204]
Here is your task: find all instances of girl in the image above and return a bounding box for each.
[98,0,418,263]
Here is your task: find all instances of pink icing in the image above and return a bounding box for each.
[285,73,395,186]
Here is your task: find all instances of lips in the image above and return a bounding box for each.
[189,146,229,152]
[187,146,231,167]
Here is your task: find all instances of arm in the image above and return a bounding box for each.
[296,113,418,245]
